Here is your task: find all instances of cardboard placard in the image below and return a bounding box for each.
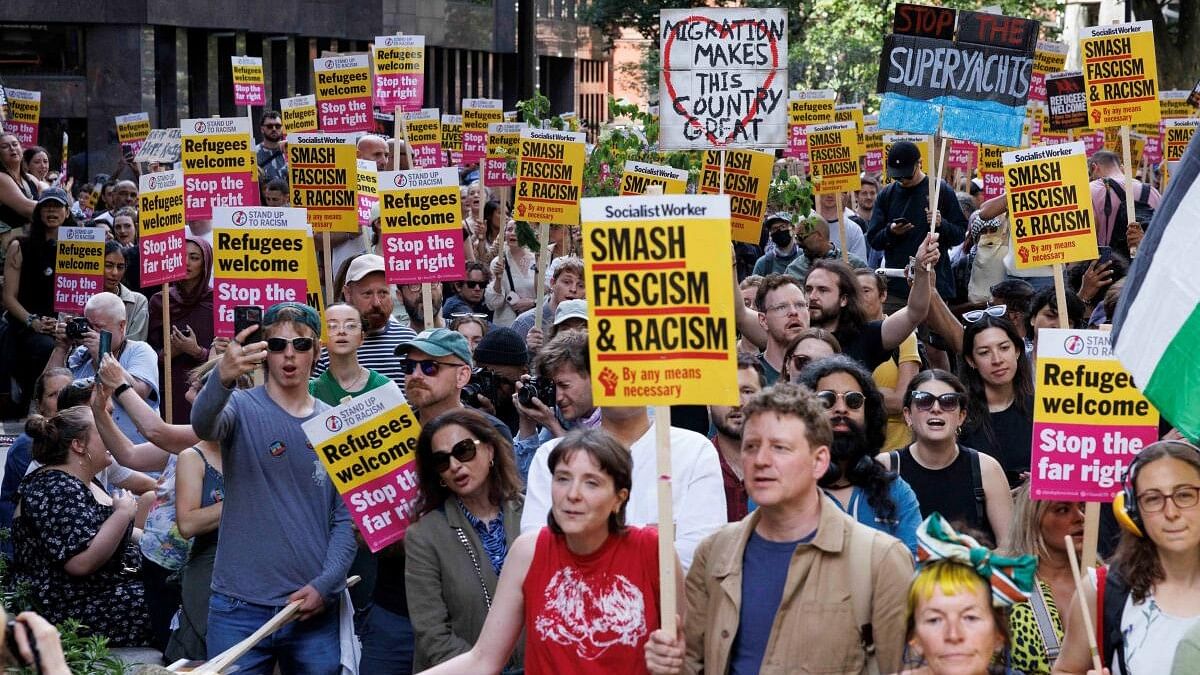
[180,118,257,220]
[620,160,690,195]
[280,95,319,135]
[404,108,443,169]
[53,227,106,314]
[806,121,862,194]
[947,139,979,170]
[834,103,866,156]
[231,56,266,107]
[133,128,182,164]
[378,167,464,283]
[484,122,524,187]
[313,54,374,133]
[697,148,772,243]
[138,170,188,286]
[1004,142,1098,268]
[115,113,152,157]
[863,126,885,174]
[785,89,836,165]
[357,159,378,227]
[582,194,738,406]
[1046,71,1088,132]
[286,133,360,233]
[881,134,934,186]
[441,114,464,166]
[211,207,309,336]
[1030,41,1069,103]
[373,35,424,113]
[979,144,1007,200]
[461,99,503,165]
[1081,21,1160,128]
[658,9,788,149]
[513,128,587,225]
[2,88,40,145]
[1164,119,1199,169]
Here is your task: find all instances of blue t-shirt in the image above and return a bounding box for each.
[729,529,815,675]
[828,478,922,555]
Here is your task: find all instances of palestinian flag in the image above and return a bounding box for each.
[1112,132,1200,440]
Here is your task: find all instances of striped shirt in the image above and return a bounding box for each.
[456,498,508,575]
[312,318,416,390]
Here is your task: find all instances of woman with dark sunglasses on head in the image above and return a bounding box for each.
[403,408,525,673]
[888,370,1013,549]
[778,327,841,385]
[958,314,1035,488]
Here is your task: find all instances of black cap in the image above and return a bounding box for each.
[472,327,529,367]
[886,141,921,180]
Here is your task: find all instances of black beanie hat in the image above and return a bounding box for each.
[472,327,529,366]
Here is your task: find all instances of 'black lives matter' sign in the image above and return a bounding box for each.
[659,8,787,150]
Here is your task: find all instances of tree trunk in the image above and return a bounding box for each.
[1132,0,1200,89]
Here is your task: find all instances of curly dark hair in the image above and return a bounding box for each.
[797,354,897,524]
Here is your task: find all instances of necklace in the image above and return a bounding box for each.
[338,366,368,392]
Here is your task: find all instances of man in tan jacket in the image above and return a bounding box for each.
[644,383,913,675]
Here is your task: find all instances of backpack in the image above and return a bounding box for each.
[1102,179,1155,259]
[1096,565,1132,673]
[889,446,986,525]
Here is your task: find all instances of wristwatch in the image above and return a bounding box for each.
[113,383,133,399]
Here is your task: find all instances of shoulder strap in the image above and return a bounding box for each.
[1101,566,1132,674]
[1137,181,1152,205]
[849,525,882,675]
[454,527,493,610]
[888,450,899,474]
[1095,565,1107,666]
[964,446,986,524]
[1029,582,1062,662]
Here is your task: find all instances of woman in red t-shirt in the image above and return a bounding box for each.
[419,427,683,675]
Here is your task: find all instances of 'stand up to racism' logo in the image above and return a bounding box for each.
[325,415,343,432]
[393,174,408,188]
[231,211,248,226]
[147,176,159,190]
[325,59,335,70]
[1063,335,1085,355]
[194,121,207,133]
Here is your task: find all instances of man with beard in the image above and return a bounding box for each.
[312,254,416,388]
[441,261,492,321]
[803,233,939,371]
[396,282,444,332]
[708,354,765,521]
[798,355,922,554]
[255,111,288,185]
[748,274,809,385]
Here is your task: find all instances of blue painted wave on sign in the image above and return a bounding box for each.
[878,94,1025,147]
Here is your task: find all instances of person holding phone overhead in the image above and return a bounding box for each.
[148,235,214,423]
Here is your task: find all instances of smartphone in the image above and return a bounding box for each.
[98,330,112,361]
[1097,246,1114,266]
[892,218,911,226]
[233,305,263,343]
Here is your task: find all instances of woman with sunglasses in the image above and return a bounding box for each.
[421,427,682,675]
[1055,441,1200,675]
[958,314,1034,488]
[403,409,526,673]
[309,303,390,405]
[889,370,1012,548]
[778,328,841,384]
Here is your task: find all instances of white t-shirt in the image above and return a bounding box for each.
[520,421,727,570]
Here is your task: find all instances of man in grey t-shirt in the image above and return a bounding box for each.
[192,302,355,673]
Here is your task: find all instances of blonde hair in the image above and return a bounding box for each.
[1005,482,1055,560]
[906,560,1007,645]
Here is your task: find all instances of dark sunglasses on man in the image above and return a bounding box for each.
[815,390,866,410]
[265,337,315,352]
[399,358,465,377]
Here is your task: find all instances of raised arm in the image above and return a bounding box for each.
[98,355,197,452]
[880,233,940,350]
[90,382,169,472]
[192,326,265,440]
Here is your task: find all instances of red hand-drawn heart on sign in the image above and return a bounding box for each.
[662,16,781,147]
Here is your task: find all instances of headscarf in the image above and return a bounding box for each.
[916,512,1037,607]
[171,235,213,312]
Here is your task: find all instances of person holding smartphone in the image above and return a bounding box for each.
[148,235,214,423]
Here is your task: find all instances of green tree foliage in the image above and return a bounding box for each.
[1131,0,1198,89]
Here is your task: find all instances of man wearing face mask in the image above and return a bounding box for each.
[751,213,801,277]
[797,355,922,555]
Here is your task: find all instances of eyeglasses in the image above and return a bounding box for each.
[463,281,487,290]
[266,337,315,352]
[1137,485,1200,513]
[765,301,807,316]
[326,321,362,334]
[963,305,1008,323]
[431,438,481,473]
[909,391,964,412]
[399,358,465,376]
[815,390,866,410]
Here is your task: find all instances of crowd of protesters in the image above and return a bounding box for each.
[0,116,1193,675]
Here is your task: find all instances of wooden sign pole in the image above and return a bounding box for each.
[161,287,173,424]
[1121,125,1138,257]
[533,222,551,332]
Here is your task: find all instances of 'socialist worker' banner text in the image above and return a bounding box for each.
[620,161,689,195]
[513,128,587,226]
[1031,329,1158,501]
[806,121,863,195]
[138,170,188,286]
[54,227,106,314]
[582,194,738,407]
[313,55,374,133]
[211,207,309,336]
[698,148,772,243]
[302,383,422,552]
[1003,141,1097,268]
[181,117,257,220]
[287,133,360,233]
[1081,21,1160,128]
[379,167,464,284]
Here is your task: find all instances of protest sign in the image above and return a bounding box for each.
[1004,142,1097,268]
[484,122,524,187]
[806,121,862,194]
[1189,77,1200,109]
[834,103,866,155]
[115,113,152,157]
[0,85,6,119]
[137,170,188,286]
[1032,328,1158,501]
[373,35,424,112]
[134,128,182,164]
[658,9,788,149]
[877,4,1037,148]
[303,227,325,328]
[211,207,309,336]
[1143,128,1162,165]
[582,194,738,406]
[698,149,772,243]
[231,56,266,107]
[286,133,359,233]
[1030,41,1068,103]
[863,126,885,174]
[620,161,689,195]
[947,140,978,170]
[785,90,836,163]
[313,55,373,133]
[180,118,256,220]
[1160,90,1191,120]
[441,114,464,165]
[1045,72,1088,132]
[302,383,422,551]
[53,227,106,314]
[881,134,934,186]
[1164,119,1199,169]
[979,144,1007,200]
[504,110,518,123]
[1081,21,1160,128]
[1128,132,1146,167]
[2,88,40,145]
[357,159,378,227]
[280,95,319,135]
[462,99,503,165]
[1080,129,1105,156]
[378,167,464,284]
[404,109,443,168]
[513,128,586,226]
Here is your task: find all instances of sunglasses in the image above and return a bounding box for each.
[909,391,964,412]
[399,358,464,376]
[815,390,866,410]
[463,281,487,290]
[266,337,315,352]
[962,304,1008,323]
[450,312,489,319]
[431,438,481,473]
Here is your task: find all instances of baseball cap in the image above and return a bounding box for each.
[345,254,385,283]
[553,299,589,326]
[886,141,921,180]
[394,328,473,366]
[764,211,792,228]
[37,187,70,206]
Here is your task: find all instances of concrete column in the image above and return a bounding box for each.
[207,33,220,118]
[176,28,190,123]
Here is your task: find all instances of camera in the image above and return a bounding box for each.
[65,317,91,341]
[461,368,498,407]
[518,376,556,408]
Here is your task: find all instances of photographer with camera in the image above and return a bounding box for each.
[512,330,599,482]
[463,327,528,436]
[46,291,160,444]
